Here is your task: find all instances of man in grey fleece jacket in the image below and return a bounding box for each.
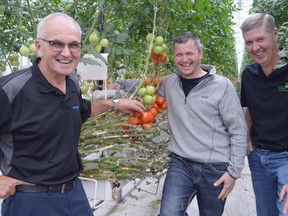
[112,31,247,216]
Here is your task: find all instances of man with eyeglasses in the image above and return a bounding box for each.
[0,12,144,216]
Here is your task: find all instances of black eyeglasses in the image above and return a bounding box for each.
[38,38,82,53]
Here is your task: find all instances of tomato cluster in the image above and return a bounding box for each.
[143,76,163,88]
[88,30,109,53]
[120,33,169,131]
[122,94,167,131]
[150,51,168,66]
[146,33,168,66]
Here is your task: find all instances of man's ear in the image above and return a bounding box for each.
[199,48,204,59]
[35,40,42,57]
[273,27,279,42]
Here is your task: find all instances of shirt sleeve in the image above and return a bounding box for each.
[0,87,12,134]
[219,79,247,179]
[80,97,91,123]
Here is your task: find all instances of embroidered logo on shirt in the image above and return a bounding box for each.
[277,83,288,92]
[72,105,80,112]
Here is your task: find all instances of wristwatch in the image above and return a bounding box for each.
[113,95,120,111]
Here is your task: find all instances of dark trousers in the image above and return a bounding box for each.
[1,178,93,216]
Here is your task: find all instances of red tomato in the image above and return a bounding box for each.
[141,111,154,123]
[141,123,152,131]
[161,102,168,110]
[154,77,161,87]
[120,121,130,130]
[149,108,158,117]
[159,53,168,63]
[150,51,159,60]
[156,96,165,107]
[152,103,160,111]
[137,118,144,125]
[152,59,159,66]
[128,116,139,125]
[133,110,143,118]
[143,77,153,86]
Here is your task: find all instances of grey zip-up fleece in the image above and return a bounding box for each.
[117,65,247,178]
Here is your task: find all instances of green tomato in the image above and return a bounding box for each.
[146,33,155,42]
[161,43,167,52]
[7,55,14,62]
[19,46,30,57]
[155,36,164,46]
[29,43,37,54]
[143,95,155,105]
[80,84,89,94]
[100,38,109,48]
[11,60,19,67]
[17,25,28,34]
[12,53,19,60]
[12,66,18,72]
[0,66,6,72]
[137,87,146,97]
[145,85,155,95]
[153,45,163,54]
[88,31,99,44]
[95,44,102,53]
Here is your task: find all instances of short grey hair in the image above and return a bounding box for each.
[173,31,202,52]
[240,13,276,34]
[37,12,82,38]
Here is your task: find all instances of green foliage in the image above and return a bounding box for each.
[0,0,238,78]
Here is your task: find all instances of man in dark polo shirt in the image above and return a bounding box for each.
[240,13,288,216]
[0,12,144,216]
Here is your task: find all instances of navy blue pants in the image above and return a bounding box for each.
[1,178,93,216]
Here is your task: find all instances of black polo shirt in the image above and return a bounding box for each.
[241,62,288,151]
[0,58,91,185]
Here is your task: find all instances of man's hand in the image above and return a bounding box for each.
[214,172,236,201]
[0,176,27,199]
[247,138,254,155]
[118,98,145,115]
[279,184,288,214]
[244,107,254,155]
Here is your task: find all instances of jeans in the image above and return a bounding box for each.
[248,148,288,216]
[1,178,93,216]
[159,154,227,216]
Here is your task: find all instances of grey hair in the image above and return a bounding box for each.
[37,12,82,38]
[240,13,276,34]
[173,31,202,51]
